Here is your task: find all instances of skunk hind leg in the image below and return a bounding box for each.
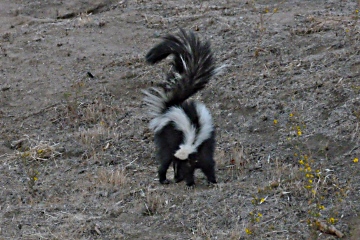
[173,160,185,183]
[155,125,183,184]
[158,156,172,184]
[201,161,217,184]
[197,134,217,184]
[185,167,196,187]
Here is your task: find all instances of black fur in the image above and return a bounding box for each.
[143,29,218,187]
[154,102,216,186]
[145,29,216,108]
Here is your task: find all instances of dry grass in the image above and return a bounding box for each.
[97,168,127,187]
[14,136,61,161]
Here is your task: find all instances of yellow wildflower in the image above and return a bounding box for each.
[273,119,278,125]
[353,158,358,163]
[22,152,30,158]
[245,228,252,235]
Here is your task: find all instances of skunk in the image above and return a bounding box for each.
[143,29,219,187]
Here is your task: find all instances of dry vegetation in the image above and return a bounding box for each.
[1,0,360,239]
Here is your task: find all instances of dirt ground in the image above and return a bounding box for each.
[1,0,360,239]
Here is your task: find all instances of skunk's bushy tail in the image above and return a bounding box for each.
[143,29,220,160]
[143,29,218,116]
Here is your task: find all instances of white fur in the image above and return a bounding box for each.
[149,116,171,133]
[213,64,227,76]
[174,144,196,160]
[166,108,196,148]
[148,102,213,161]
[180,55,188,72]
[174,102,213,160]
[149,106,198,160]
[194,102,213,148]
[166,107,198,160]
[142,88,167,117]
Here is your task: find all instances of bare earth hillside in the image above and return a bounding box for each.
[1,0,359,239]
